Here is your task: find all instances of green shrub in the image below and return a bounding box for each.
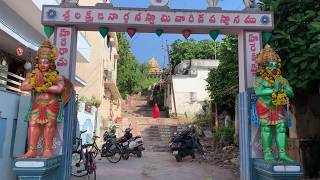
[79,96,87,102]
[193,99,212,124]
[215,127,234,145]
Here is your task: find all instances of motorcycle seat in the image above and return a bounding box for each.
[132,136,142,140]
[117,136,128,143]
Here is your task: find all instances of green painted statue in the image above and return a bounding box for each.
[252,44,295,162]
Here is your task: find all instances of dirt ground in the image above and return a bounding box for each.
[90,151,239,180]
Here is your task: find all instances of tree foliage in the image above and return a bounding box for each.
[117,33,140,97]
[170,39,218,71]
[206,36,238,109]
[116,33,159,97]
[259,0,320,88]
[133,62,160,93]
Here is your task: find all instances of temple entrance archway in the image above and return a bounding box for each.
[41,2,274,179]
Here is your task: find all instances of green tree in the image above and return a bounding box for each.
[117,33,160,97]
[116,33,140,97]
[133,63,160,93]
[139,62,151,75]
[170,39,218,71]
[206,36,238,110]
[259,0,320,88]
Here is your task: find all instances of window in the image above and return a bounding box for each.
[77,32,91,61]
[190,92,197,102]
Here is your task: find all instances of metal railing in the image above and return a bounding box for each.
[0,68,25,93]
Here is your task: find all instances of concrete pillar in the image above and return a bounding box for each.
[238,30,262,180]
[54,26,78,180]
[234,96,239,144]
[238,30,251,180]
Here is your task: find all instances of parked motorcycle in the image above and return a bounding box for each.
[127,135,145,158]
[100,130,122,163]
[169,125,204,162]
[118,127,145,159]
[116,127,133,160]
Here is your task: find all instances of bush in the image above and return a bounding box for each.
[215,127,234,145]
[193,100,212,124]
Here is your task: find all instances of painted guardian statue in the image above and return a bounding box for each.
[20,40,65,158]
[252,44,295,162]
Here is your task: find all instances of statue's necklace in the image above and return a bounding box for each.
[30,66,58,93]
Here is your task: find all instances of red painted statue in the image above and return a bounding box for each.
[20,40,65,158]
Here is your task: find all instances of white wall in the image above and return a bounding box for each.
[172,69,210,116]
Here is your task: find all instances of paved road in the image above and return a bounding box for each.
[76,151,238,180]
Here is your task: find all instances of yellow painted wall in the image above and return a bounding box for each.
[75,0,121,135]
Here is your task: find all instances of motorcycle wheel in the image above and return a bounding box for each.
[175,154,182,162]
[136,150,142,158]
[121,147,130,160]
[191,152,195,159]
[106,147,122,163]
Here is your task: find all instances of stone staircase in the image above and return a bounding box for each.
[118,117,187,152]
[142,125,187,152]
[123,95,167,118]
[119,94,189,152]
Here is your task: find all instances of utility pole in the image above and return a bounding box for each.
[166,41,177,117]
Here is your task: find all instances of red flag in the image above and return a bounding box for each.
[153,103,159,119]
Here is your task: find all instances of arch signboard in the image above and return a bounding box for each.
[41,3,274,180]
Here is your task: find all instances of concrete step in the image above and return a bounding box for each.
[143,128,160,133]
[159,130,172,134]
[143,133,161,137]
[142,137,161,141]
[143,135,161,139]
[144,143,170,152]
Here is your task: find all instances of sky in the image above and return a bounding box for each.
[111,0,245,68]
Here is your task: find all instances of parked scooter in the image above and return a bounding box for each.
[127,134,145,158]
[117,127,145,159]
[169,125,204,162]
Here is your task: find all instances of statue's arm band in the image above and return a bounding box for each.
[255,88,273,96]
[285,86,294,98]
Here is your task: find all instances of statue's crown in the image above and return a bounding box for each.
[256,44,281,64]
[36,39,58,62]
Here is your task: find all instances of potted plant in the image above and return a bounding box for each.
[95,99,102,108]
[78,96,87,103]
[90,96,102,108]
[84,99,93,113]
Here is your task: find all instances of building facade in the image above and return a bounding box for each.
[164,59,219,117]
[75,0,121,144]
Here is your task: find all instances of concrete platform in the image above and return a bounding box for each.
[13,155,62,180]
[253,158,303,180]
